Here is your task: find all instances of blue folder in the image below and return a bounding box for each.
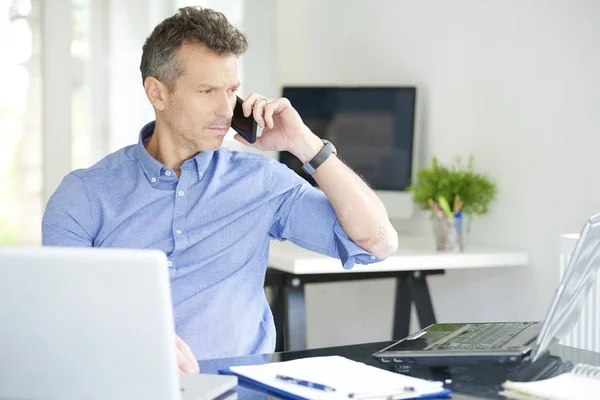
[218,367,452,400]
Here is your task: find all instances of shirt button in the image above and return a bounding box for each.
[370,256,376,260]
[176,229,182,235]
[178,191,185,196]
[165,171,171,176]
[151,177,157,183]
[167,260,173,267]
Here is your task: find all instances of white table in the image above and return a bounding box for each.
[265,235,529,351]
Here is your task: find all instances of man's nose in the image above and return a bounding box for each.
[215,94,234,120]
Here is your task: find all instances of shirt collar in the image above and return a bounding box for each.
[135,121,215,184]
[135,121,164,186]
[193,149,214,180]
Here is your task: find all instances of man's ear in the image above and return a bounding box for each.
[144,77,169,111]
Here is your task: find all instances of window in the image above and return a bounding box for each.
[0,0,43,245]
[71,0,92,170]
[0,0,94,246]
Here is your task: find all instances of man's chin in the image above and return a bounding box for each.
[199,136,225,151]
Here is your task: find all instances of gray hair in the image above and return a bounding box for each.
[140,6,248,90]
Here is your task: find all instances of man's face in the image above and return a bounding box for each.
[163,42,239,153]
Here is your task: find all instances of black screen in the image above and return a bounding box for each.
[279,87,416,190]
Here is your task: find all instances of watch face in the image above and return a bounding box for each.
[323,140,337,155]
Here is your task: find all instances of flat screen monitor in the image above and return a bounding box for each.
[279,86,417,191]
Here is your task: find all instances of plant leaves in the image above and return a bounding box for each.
[407,156,497,216]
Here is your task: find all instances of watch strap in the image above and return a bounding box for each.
[301,140,335,175]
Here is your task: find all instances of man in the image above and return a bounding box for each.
[42,6,398,373]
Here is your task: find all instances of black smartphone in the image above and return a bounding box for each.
[231,96,257,143]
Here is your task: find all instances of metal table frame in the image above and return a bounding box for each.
[264,268,445,351]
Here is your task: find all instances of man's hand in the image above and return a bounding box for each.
[235,93,323,163]
[176,334,200,374]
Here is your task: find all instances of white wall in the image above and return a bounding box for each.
[275,0,600,347]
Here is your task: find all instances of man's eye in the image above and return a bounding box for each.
[200,89,212,94]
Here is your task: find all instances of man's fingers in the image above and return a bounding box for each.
[252,98,268,128]
[179,340,199,372]
[263,102,275,130]
[242,93,259,117]
[176,347,196,374]
[243,92,263,117]
[175,335,200,373]
[243,93,285,129]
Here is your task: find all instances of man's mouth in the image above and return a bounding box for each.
[208,126,230,134]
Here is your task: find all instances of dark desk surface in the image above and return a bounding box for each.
[198,341,600,400]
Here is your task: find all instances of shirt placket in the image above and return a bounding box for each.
[171,168,192,262]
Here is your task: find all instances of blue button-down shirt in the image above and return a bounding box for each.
[42,121,381,359]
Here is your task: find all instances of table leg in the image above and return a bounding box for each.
[284,278,306,351]
[393,275,411,340]
[271,281,286,353]
[408,271,437,329]
[266,269,441,351]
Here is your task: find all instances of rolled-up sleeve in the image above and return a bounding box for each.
[266,160,383,270]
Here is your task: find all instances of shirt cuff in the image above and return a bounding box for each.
[332,220,384,270]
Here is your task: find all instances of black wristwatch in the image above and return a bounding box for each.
[301,140,337,175]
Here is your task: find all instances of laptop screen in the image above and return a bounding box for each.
[534,213,600,360]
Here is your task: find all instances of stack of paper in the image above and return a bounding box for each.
[500,371,600,400]
[220,355,450,400]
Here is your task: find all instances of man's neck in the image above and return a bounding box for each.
[144,120,197,178]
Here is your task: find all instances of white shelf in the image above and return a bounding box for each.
[268,235,529,275]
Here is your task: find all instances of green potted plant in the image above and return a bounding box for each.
[408,156,497,251]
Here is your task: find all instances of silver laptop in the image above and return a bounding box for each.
[0,246,237,400]
[373,213,600,366]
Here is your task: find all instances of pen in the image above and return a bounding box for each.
[275,374,336,392]
[428,198,445,219]
[348,386,416,400]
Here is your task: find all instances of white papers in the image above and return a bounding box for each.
[228,356,446,400]
[501,372,600,400]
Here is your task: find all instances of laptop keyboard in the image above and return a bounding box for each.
[431,322,535,350]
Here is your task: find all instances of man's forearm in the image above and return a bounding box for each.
[291,130,399,259]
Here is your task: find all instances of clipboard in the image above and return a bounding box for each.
[218,356,451,400]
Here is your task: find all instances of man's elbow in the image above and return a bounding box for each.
[356,223,398,259]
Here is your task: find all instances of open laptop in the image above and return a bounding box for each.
[0,246,237,400]
[373,213,600,367]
